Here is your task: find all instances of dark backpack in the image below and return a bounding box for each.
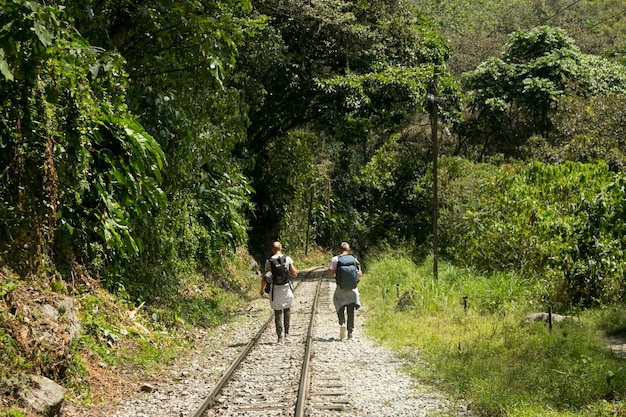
[335,254,359,290]
[268,255,290,285]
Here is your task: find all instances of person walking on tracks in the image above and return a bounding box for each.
[327,241,362,340]
[260,241,298,343]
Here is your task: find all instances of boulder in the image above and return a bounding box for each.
[248,258,260,275]
[39,297,81,341]
[19,374,65,417]
[396,290,415,311]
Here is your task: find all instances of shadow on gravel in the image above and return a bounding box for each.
[258,341,282,346]
[313,337,338,343]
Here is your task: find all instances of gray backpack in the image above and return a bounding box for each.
[336,255,359,289]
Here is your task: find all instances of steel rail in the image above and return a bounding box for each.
[294,272,323,417]
[188,306,273,417]
[188,266,324,417]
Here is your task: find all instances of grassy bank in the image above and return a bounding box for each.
[359,251,626,417]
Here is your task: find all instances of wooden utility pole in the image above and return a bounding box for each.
[426,69,440,280]
[305,190,313,255]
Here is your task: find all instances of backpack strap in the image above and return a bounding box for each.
[335,254,345,281]
[335,254,341,278]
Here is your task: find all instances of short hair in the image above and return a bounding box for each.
[340,241,350,252]
[272,241,283,253]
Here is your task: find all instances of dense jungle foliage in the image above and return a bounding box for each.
[1,0,626,308]
[1,0,626,381]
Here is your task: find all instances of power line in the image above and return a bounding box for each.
[581,7,626,32]
[514,5,626,61]
[541,1,626,37]
[541,0,584,24]
[480,1,625,63]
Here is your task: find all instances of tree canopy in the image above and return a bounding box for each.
[459,26,626,160]
[0,0,165,279]
[1,0,625,310]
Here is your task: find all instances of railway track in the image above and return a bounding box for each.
[189,266,352,417]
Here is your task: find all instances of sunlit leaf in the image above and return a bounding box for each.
[33,22,54,47]
[0,48,13,80]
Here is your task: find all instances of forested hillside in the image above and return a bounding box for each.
[1,0,626,415]
[414,0,626,74]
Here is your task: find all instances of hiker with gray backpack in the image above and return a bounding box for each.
[327,241,362,340]
[260,241,298,343]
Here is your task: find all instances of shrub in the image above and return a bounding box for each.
[439,158,626,307]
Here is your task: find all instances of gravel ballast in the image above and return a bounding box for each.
[63,274,471,417]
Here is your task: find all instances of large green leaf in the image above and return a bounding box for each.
[0,50,13,81]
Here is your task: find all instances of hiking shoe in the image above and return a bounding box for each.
[347,332,353,339]
[277,335,284,344]
[340,325,346,340]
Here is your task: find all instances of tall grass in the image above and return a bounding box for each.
[360,251,626,417]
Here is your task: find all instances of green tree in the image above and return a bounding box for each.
[438,158,626,307]
[460,26,626,160]
[0,0,165,277]
[356,127,433,248]
[67,0,257,292]
[416,0,626,75]
[235,0,459,253]
[527,92,626,171]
